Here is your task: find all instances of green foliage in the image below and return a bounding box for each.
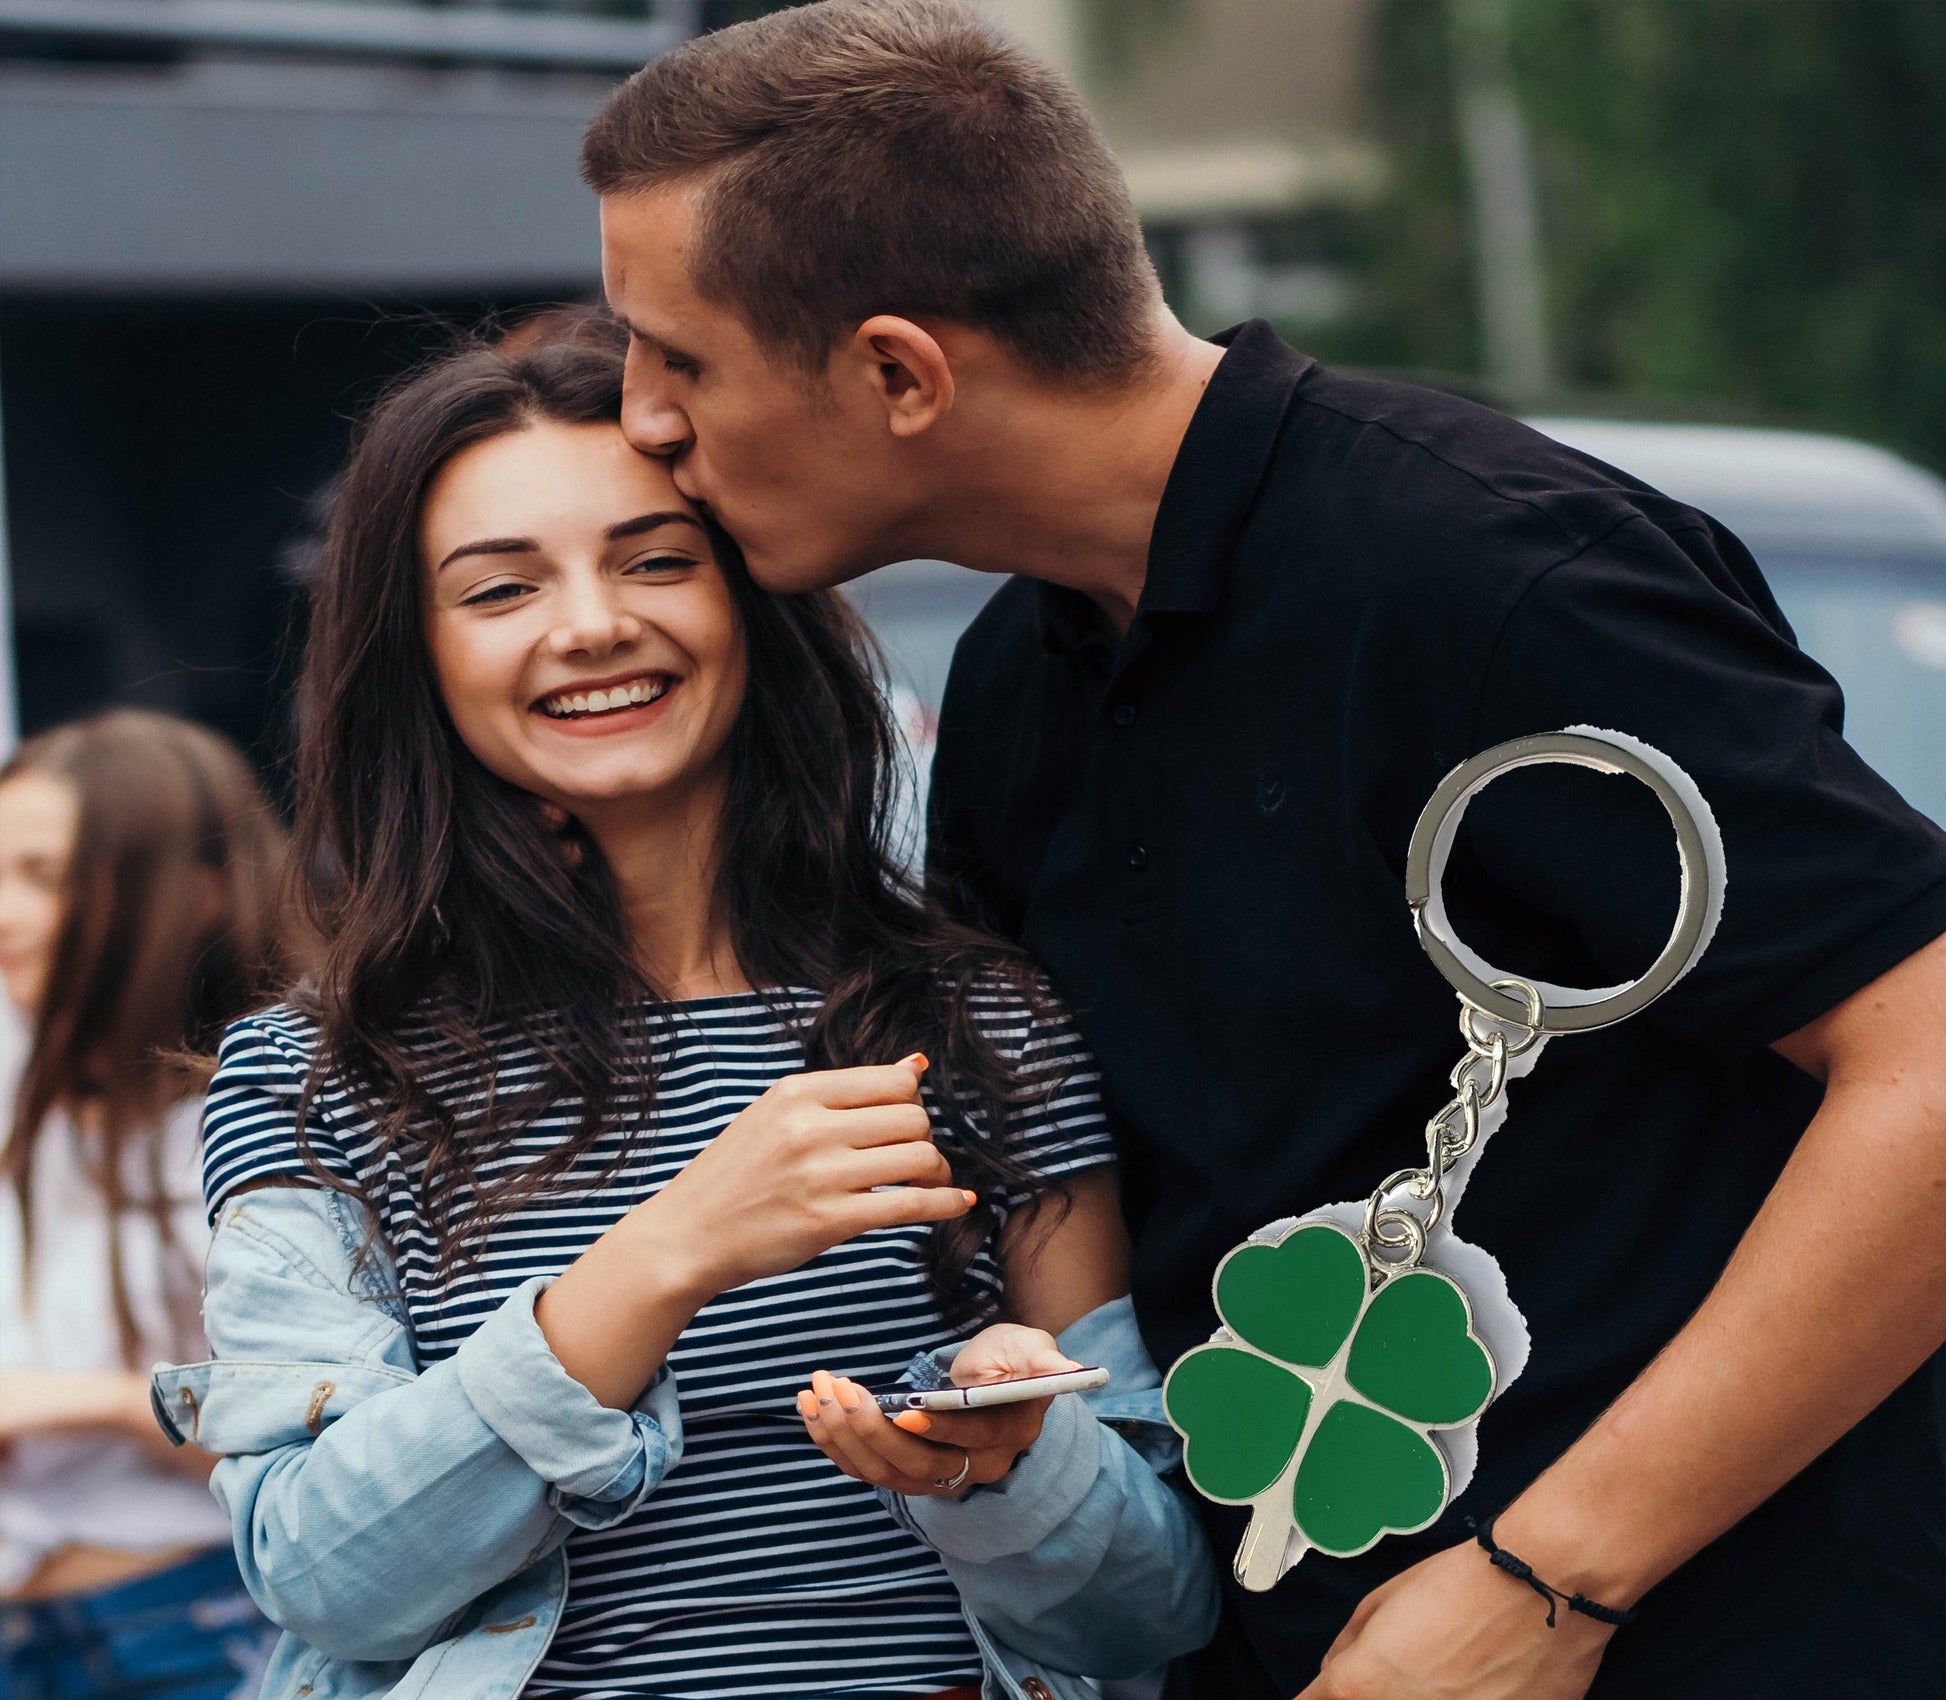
[1359,0,1946,468]
[1078,0,1193,86]
[1333,0,1482,378]
[1164,1221,1494,1559]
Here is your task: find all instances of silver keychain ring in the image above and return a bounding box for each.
[1404,730,1721,1034]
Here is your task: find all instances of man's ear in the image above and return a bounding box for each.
[846,315,955,439]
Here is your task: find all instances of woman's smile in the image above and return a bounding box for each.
[536,669,680,730]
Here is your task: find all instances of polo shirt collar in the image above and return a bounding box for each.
[1037,319,1311,650]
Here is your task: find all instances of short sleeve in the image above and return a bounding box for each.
[967,983,1118,1215]
[1452,513,1946,1053]
[201,1011,360,1221]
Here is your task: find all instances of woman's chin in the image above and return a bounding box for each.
[526,761,698,819]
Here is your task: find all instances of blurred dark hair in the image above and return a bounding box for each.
[2,709,300,1363]
[293,309,1053,1313]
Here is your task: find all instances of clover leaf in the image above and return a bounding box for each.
[1164,1220,1494,1585]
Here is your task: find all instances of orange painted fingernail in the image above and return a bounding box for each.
[837,1380,862,1413]
[796,1390,819,1420]
[812,1369,837,1406]
[903,1052,930,1074]
[961,1190,978,1207]
[892,1410,932,1435]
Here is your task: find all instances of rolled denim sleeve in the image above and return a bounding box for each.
[162,1187,684,1663]
[891,1297,1219,1680]
[902,1385,1101,1562]
[454,1275,681,1525]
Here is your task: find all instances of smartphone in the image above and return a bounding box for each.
[870,1366,1110,1413]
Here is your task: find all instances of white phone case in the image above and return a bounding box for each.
[874,1366,1110,1412]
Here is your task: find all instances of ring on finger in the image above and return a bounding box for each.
[931,1449,972,1493]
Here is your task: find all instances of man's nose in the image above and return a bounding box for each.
[622,342,694,460]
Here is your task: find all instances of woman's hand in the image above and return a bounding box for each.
[796,1323,1080,1498]
[632,1055,971,1297]
[941,1321,1083,1390]
[536,1055,972,1410]
[793,1168,1134,1499]
[0,1369,143,1440]
[0,1368,215,1476]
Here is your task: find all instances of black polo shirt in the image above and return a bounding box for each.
[926,322,1946,1698]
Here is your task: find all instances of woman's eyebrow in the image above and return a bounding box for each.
[436,512,701,572]
[607,510,706,542]
[436,537,536,572]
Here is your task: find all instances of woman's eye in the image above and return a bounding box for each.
[627,554,694,576]
[458,582,531,608]
[664,356,699,378]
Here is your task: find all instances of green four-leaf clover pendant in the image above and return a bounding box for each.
[1164,1219,1494,1590]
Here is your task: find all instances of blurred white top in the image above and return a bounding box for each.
[0,1009,229,1590]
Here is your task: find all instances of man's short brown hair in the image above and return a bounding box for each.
[582,0,1159,384]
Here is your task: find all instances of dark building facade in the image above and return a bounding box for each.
[0,0,699,764]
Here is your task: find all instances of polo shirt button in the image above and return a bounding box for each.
[1127,841,1149,871]
[1112,703,1138,728]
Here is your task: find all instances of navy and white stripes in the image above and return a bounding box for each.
[202,987,1115,1699]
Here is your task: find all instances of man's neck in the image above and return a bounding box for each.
[912,320,1224,633]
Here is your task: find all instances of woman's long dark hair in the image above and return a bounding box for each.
[294,311,1055,1314]
[3,710,300,1363]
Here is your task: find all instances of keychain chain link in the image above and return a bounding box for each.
[1360,977,1544,1275]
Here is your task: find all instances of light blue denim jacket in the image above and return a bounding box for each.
[152,1186,1218,1700]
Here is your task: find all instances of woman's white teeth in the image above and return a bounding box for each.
[545,679,667,718]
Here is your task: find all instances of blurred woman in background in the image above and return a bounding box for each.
[0,709,299,1699]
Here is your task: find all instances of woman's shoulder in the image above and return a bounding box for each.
[954,967,1114,1177]
[960,968,1093,1075]
[203,1002,361,1218]
[213,1001,325,1089]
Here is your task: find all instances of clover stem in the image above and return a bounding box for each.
[1234,1455,1305,1593]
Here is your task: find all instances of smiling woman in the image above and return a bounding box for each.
[166,310,1217,1700]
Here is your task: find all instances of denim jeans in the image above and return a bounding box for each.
[1,1545,273,1700]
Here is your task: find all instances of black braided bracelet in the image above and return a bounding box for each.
[1466,1514,1639,1630]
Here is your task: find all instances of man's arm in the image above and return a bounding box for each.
[1299,927,1946,1699]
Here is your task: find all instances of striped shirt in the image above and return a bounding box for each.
[201,986,1116,1699]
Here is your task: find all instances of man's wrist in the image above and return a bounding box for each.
[1490,1461,1683,1612]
